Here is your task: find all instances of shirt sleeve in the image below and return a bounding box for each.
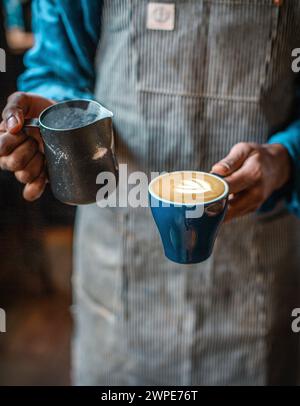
[3,0,25,30]
[18,0,102,101]
[263,120,300,217]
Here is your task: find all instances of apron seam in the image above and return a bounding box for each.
[137,87,260,103]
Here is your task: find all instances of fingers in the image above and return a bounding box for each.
[0,135,47,200]
[213,142,270,222]
[0,130,28,156]
[0,137,38,172]
[15,152,45,184]
[212,142,256,177]
[23,172,48,202]
[0,93,54,203]
[2,92,29,133]
[2,92,55,134]
[225,187,263,222]
[224,153,262,194]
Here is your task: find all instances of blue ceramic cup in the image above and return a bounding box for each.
[149,171,229,264]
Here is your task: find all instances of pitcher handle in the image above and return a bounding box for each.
[23,118,40,129]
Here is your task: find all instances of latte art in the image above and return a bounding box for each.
[173,178,212,195]
[150,171,226,204]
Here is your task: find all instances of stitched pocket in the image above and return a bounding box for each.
[133,0,279,101]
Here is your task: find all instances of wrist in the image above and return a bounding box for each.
[264,143,292,191]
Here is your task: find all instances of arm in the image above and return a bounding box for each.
[3,0,33,53]
[18,0,102,100]
[212,74,300,221]
[266,120,300,217]
[3,0,25,30]
[261,73,300,216]
[0,0,101,201]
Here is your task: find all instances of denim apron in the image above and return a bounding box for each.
[73,0,300,385]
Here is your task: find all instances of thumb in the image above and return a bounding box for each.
[211,142,255,176]
[2,92,29,134]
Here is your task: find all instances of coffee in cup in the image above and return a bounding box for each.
[149,171,229,264]
[150,171,226,205]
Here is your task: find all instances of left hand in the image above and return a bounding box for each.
[211,142,292,222]
[6,28,34,54]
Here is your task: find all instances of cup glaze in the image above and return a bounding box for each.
[149,172,229,264]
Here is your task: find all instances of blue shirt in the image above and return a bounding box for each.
[3,0,25,30]
[18,0,300,217]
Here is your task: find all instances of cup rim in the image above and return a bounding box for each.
[39,99,113,132]
[148,171,229,206]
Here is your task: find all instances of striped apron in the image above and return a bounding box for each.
[72,0,300,385]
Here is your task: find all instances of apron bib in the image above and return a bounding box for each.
[73,0,300,385]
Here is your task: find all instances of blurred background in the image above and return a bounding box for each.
[0,0,74,385]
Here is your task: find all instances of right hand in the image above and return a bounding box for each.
[0,92,55,201]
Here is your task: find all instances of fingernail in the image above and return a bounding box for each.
[6,115,18,130]
[212,162,230,174]
[219,162,231,173]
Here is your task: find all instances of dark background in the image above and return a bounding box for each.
[0,0,74,385]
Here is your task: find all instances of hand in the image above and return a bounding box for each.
[0,92,55,201]
[6,28,34,53]
[211,142,292,222]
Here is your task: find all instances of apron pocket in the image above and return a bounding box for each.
[133,0,279,101]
